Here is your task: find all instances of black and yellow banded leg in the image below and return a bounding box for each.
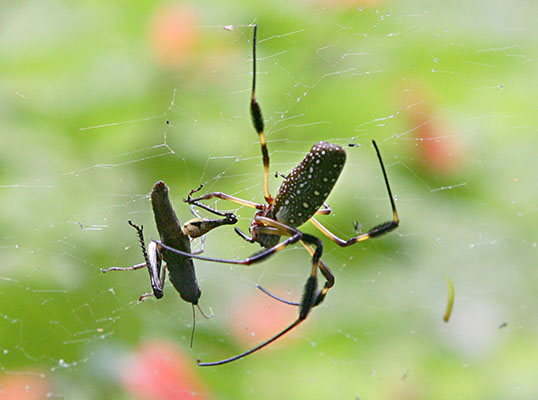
[308,139,399,246]
[309,216,398,246]
[300,240,334,307]
[250,24,273,205]
[314,202,332,216]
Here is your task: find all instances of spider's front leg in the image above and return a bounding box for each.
[185,190,265,211]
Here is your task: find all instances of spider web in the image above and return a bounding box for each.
[1,1,537,398]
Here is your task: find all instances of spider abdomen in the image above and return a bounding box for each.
[271,141,346,227]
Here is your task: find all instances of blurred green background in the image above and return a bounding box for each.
[1,0,537,398]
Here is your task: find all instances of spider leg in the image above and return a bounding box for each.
[256,240,334,308]
[199,317,304,366]
[154,225,301,266]
[314,202,332,216]
[187,199,237,218]
[183,48,272,213]
[199,318,303,366]
[310,213,397,246]
[154,216,303,266]
[250,24,273,205]
[299,240,334,307]
[155,215,326,365]
[256,284,300,306]
[186,191,265,210]
[309,140,399,246]
[198,231,323,366]
[234,227,256,243]
[314,261,334,306]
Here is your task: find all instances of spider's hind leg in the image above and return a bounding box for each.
[256,284,300,306]
[257,238,334,309]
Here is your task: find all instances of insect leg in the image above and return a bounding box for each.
[101,221,165,299]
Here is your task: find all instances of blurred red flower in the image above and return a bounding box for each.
[121,340,211,400]
[0,373,51,400]
[148,5,199,69]
[401,83,466,175]
[229,285,301,349]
